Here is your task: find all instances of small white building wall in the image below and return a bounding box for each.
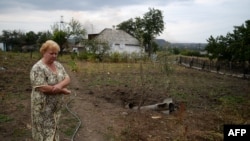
[0,43,6,51]
[110,43,142,54]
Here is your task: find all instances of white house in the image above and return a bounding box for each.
[90,28,143,54]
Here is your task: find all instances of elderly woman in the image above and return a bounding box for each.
[30,40,71,141]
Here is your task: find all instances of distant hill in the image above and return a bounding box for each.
[154,39,207,50]
[154,39,171,47]
[170,43,207,50]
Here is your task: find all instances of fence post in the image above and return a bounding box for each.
[179,56,182,64]
[243,61,249,79]
[216,61,220,73]
[189,57,194,68]
[202,61,205,70]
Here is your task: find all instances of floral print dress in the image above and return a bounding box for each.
[30,60,69,141]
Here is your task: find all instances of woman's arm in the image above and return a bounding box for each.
[53,76,71,90]
[36,84,71,95]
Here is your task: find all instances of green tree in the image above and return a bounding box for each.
[116,18,135,37]
[37,31,53,46]
[51,18,68,53]
[205,36,218,60]
[230,20,250,62]
[25,31,38,45]
[206,35,231,61]
[52,30,67,54]
[143,8,164,57]
[117,8,164,57]
[0,30,25,51]
[205,20,250,62]
[51,17,87,53]
[67,18,87,46]
[68,18,86,37]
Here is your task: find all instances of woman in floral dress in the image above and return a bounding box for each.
[30,40,71,141]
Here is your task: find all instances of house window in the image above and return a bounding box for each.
[114,43,122,48]
[125,44,140,47]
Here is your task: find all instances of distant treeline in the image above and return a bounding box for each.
[154,39,207,51]
[170,43,207,50]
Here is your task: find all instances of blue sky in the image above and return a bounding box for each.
[0,0,249,43]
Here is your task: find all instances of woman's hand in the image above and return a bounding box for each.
[51,86,71,95]
[61,88,71,95]
[52,84,63,90]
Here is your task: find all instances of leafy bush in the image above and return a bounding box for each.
[77,52,88,61]
[181,50,201,57]
[110,52,121,63]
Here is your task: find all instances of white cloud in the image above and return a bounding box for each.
[0,0,249,43]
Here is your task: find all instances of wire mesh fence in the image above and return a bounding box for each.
[177,56,250,79]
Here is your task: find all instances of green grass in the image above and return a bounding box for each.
[0,114,13,123]
[219,95,245,106]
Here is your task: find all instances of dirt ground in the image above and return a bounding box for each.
[0,52,250,141]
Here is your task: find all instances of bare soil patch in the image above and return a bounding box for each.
[0,52,249,141]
